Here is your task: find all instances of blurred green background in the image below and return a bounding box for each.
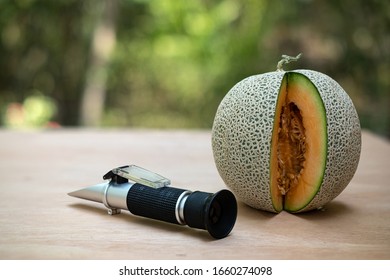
[0,0,389,137]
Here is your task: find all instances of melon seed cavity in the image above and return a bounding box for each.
[277,101,306,195]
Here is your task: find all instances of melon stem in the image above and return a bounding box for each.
[276,53,302,72]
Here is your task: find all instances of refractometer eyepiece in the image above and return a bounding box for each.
[184,190,237,239]
[69,165,238,239]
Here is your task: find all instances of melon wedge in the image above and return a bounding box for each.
[270,72,327,212]
[211,67,361,213]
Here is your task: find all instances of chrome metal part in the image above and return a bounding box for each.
[68,182,132,215]
[175,190,191,225]
[102,183,121,215]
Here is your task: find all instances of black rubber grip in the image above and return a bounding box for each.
[126,183,187,224]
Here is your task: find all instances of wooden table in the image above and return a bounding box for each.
[0,129,389,259]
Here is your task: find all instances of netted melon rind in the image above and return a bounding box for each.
[212,72,284,213]
[292,70,361,212]
[211,69,361,213]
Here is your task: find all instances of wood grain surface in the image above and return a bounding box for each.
[0,129,389,259]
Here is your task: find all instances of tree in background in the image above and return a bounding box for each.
[0,0,94,126]
[0,0,388,137]
[80,0,117,126]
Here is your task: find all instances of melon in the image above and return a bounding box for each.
[211,54,361,213]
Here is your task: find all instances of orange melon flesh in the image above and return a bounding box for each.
[270,72,327,212]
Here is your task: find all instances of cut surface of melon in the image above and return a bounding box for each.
[270,72,327,212]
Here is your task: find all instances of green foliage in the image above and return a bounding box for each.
[0,0,101,125]
[0,0,389,137]
[107,0,267,128]
[3,92,57,129]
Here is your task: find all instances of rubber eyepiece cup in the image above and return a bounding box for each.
[183,189,237,239]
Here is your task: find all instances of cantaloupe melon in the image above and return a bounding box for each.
[212,55,361,213]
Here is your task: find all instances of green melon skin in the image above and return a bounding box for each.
[211,69,361,213]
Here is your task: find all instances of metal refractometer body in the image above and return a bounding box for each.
[68,165,237,239]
